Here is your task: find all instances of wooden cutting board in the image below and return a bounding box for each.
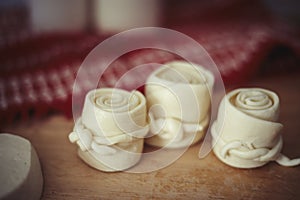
[2,72,300,199]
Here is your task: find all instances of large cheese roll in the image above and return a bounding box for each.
[212,88,300,168]
[145,61,214,148]
[69,88,149,172]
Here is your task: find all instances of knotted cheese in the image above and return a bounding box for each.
[212,88,300,168]
[69,88,149,172]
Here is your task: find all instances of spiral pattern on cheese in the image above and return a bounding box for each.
[145,61,214,148]
[69,88,149,172]
[233,89,279,121]
[94,89,140,112]
[212,88,300,168]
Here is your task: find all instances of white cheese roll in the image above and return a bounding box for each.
[69,88,149,172]
[145,61,214,148]
[212,88,300,168]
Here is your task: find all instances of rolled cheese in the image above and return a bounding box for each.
[145,61,214,148]
[69,88,149,172]
[212,88,300,168]
[0,133,43,200]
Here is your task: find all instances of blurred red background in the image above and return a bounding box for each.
[0,0,299,126]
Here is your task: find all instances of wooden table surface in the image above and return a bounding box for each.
[2,72,300,200]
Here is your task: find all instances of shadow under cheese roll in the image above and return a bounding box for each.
[145,61,214,148]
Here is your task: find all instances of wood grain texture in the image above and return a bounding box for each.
[2,72,300,200]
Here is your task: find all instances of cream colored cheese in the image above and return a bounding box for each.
[145,61,214,148]
[69,88,149,172]
[212,88,300,168]
[0,133,43,200]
